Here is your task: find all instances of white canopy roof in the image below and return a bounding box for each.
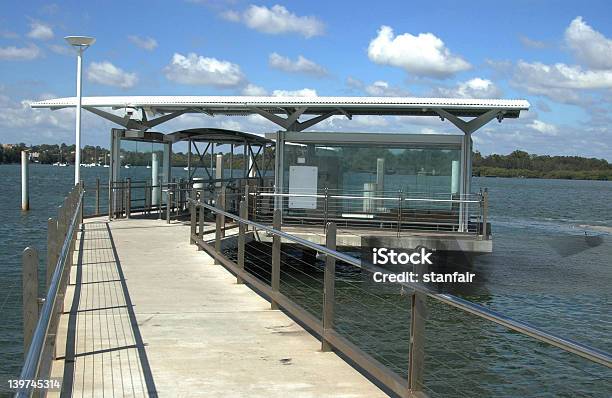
[30,95,527,116]
[30,95,530,132]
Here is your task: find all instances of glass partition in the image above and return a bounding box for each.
[283,142,461,197]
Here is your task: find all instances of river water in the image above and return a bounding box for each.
[0,164,610,396]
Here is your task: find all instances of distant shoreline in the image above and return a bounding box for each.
[2,162,610,182]
[2,145,611,181]
[473,167,611,181]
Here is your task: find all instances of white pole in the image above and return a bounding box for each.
[216,154,223,187]
[451,160,460,194]
[152,152,159,206]
[74,49,83,185]
[21,151,29,211]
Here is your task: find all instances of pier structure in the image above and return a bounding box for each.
[16,185,612,397]
[31,96,531,254]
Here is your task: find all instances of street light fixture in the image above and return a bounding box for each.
[65,35,95,185]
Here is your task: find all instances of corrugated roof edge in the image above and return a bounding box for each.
[30,95,530,110]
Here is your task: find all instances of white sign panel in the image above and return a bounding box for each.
[289,166,318,209]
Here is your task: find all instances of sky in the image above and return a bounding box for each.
[0,0,611,159]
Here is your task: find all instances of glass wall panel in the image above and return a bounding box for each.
[283,142,461,197]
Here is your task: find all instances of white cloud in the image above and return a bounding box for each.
[242,83,267,96]
[364,80,409,96]
[528,120,558,135]
[536,100,551,112]
[513,61,612,95]
[0,44,41,60]
[128,35,158,51]
[346,77,408,96]
[0,89,120,145]
[87,61,138,88]
[367,25,470,78]
[0,93,74,138]
[49,43,73,56]
[272,88,318,97]
[519,35,547,49]
[433,78,502,98]
[268,53,327,76]
[0,30,19,39]
[164,53,245,87]
[220,10,241,22]
[564,16,612,70]
[223,5,324,38]
[27,21,54,40]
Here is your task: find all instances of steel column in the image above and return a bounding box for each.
[322,222,336,352]
[271,209,281,310]
[237,200,246,284]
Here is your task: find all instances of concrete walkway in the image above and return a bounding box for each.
[51,217,387,397]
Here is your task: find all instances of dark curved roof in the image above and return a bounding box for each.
[167,128,272,145]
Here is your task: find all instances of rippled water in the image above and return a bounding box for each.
[0,164,610,396]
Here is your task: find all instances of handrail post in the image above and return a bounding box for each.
[322,222,336,352]
[126,178,132,219]
[237,200,247,284]
[166,189,173,224]
[143,181,148,215]
[253,186,258,223]
[121,180,126,218]
[79,180,84,221]
[47,218,58,289]
[271,208,281,310]
[243,184,250,232]
[482,188,489,239]
[156,178,162,220]
[198,199,205,250]
[190,189,196,244]
[108,179,113,220]
[219,185,226,238]
[148,180,153,214]
[179,178,184,211]
[214,191,223,264]
[323,187,329,233]
[22,247,39,356]
[95,177,100,215]
[408,262,427,392]
[397,190,402,238]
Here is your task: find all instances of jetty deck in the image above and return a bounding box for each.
[48,217,386,397]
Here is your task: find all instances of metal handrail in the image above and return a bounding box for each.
[255,191,482,204]
[189,197,612,369]
[17,189,83,397]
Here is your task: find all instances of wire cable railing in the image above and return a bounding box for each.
[252,186,488,237]
[16,183,84,397]
[188,189,611,397]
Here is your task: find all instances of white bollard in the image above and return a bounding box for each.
[376,158,385,209]
[21,151,29,211]
[363,182,377,213]
[152,152,159,206]
[451,160,460,195]
[216,153,223,187]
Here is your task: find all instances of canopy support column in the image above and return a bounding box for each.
[274,131,285,214]
[162,141,172,201]
[432,108,502,232]
[109,128,123,219]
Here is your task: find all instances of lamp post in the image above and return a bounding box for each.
[65,35,95,185]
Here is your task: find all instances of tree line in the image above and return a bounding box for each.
[473,150,612,180]
[0,142,274,170]
[1,143,610,180]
